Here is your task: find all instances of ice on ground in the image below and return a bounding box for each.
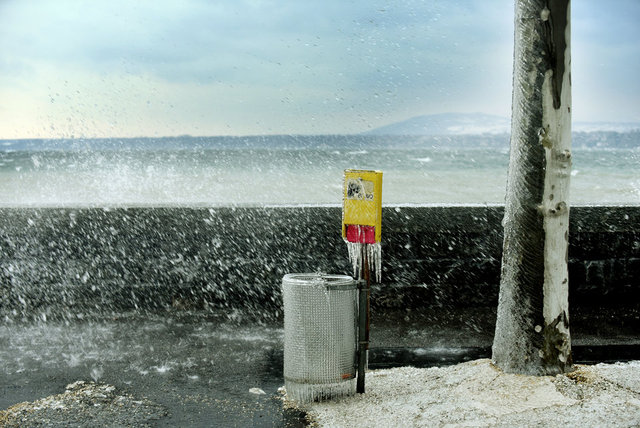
[0,381,166,427]
[298,359,640,428]
[153,364,172,374]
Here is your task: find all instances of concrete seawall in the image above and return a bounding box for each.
[1,205,638,320]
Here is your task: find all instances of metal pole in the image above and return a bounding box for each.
[364,246,370,350]
[357,245,370,394]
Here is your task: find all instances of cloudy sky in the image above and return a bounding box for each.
[1,0,638,138]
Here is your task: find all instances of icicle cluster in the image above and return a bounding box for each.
[345,241,382,283]
[285,379,356,404]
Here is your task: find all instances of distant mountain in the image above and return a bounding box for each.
[365,113,640,136]
[363,113,510,136]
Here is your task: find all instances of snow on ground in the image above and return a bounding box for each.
[297,359,640,427]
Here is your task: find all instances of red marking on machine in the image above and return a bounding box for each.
[345,224,376,244]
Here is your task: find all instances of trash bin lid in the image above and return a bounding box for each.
[282,273,355,290]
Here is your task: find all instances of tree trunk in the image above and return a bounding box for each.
[492,0,572,375]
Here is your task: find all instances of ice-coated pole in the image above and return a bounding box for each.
[342,169,382,395]
[356,248,370,393]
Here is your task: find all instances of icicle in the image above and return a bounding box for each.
[346,241,363,279]
[368,242,382,283]
[285,378,357,404]
[344,240,382,282]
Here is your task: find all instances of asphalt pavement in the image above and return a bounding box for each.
[0,307,638,427]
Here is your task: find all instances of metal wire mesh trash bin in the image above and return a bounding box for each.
[283,273,358,403]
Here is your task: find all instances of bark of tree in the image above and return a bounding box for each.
[492,0,573,375]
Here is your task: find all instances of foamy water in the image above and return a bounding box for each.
[1,146,638,206]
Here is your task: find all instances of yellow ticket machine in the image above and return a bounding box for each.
[342,169,383,244]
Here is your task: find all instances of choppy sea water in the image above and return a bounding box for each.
[1,144,638,206]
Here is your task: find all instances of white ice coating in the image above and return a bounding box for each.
[345,241,382,283]
[540,4,572,341]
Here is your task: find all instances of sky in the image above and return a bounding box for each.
[0,0,638,138]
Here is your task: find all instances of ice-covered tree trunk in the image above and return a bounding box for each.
[492,0,572,375]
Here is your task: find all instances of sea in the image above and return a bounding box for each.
[0,135,638,206]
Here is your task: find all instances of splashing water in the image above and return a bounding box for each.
[90,366,103,382]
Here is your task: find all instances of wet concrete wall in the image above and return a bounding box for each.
[0,206,638,319]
